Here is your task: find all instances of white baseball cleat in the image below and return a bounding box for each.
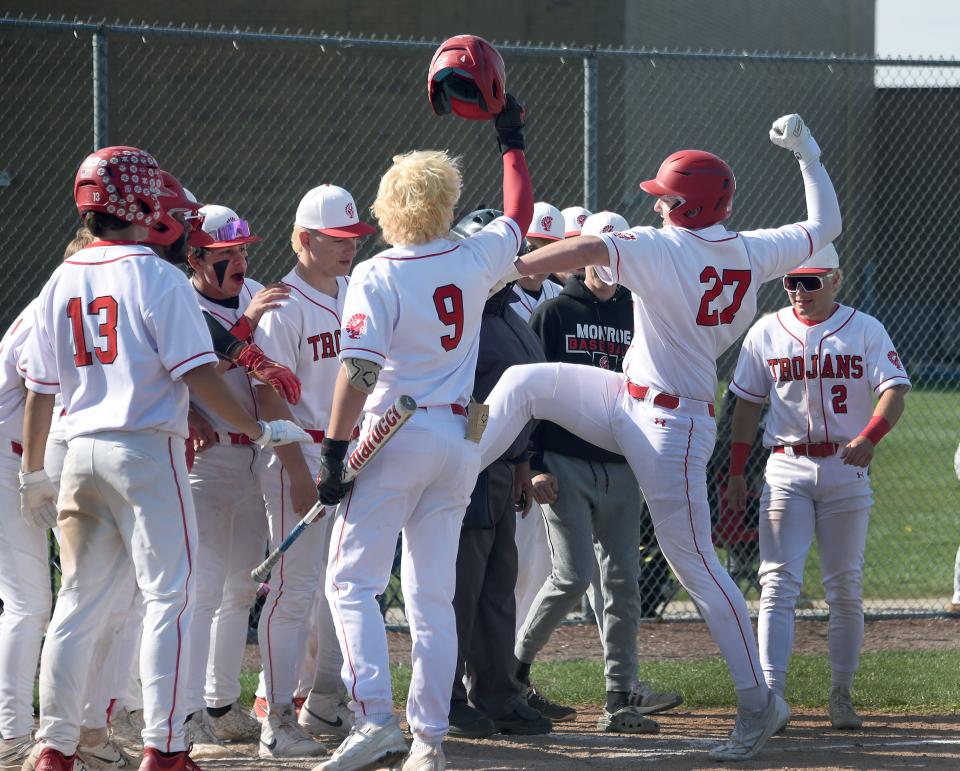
[0,733,32,770]
[298,691,354,739]
[183,711,233,759]
[77,727,136,769]
[207,702,262,741]
[708,692,790,762]
[401,745,446,771]
[314,720,408,771]
[259,704,327,759]
[829,686,863,730]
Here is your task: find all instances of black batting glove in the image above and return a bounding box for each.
[316,438,354,506]
[495,93,526,153]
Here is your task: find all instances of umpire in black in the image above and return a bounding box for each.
[447,210,551,738]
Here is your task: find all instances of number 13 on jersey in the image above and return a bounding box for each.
[67,295,119,366]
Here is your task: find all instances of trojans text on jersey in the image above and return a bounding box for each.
[766,353,863,383]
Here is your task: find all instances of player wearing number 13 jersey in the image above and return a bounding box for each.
[477,114,841,762]
[314,95,533,770]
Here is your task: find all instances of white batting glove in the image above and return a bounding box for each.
[18,469,59,529]
[253,419,313,448]
[769,114,821,165]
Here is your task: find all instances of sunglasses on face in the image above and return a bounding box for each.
[783,273,831,292]
[210,218,251,242]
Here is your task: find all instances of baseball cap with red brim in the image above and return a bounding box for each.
[199,204,263,249]
[786,243,839,276]
[296,185,375,238]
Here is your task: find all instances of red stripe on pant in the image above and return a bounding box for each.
[329,485,366,715]
[264,466,287,705]
[681,419,760,687]
[166,437,194,752]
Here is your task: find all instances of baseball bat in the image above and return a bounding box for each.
[250,394,417,582]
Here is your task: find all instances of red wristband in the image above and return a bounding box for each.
[729,441,750,476]
[229,316,254,341]
[859,416,891,445]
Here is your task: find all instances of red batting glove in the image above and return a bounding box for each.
[234,343,302,405]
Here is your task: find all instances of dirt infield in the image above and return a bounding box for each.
[189,708,960,770]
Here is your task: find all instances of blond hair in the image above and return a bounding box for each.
[291,224,308,256]
[372,150,462,246]
[63,225,94,259]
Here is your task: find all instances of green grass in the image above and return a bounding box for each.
[240,649,960,713]
[804,388,960,600]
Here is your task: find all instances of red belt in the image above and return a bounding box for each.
[418,404,467,416]
[214,432,254,446]
[11,441,22,456]
[305,426,362,443]
[773,442,840,458]
[626,382,715,417]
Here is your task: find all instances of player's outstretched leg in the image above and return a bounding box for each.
[479,363,622,468]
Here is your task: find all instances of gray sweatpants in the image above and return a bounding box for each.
[517,451,642,692]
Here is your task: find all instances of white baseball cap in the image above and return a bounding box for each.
[581,211,629,237]
[295,184,375,238]
[527,202,564,241]
[560,205,592,237]
[787,243,839,276]
[199,204,262,249]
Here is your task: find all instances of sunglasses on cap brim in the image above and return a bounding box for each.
[783,273,832,292]
[210,219,253,243]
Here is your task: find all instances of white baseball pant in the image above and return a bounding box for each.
[0,445,52,740]
[327,407,479,743]
[512,502,552,635]
[37,431,196,755]
[257,447,341,708]
[183,443,269,713]
[758,452,872,693]
[480,363,765,691]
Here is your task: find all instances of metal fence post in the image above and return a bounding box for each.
[92,26,108,150]
[583,50,597,211]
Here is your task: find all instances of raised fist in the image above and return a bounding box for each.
[769,114,821,165]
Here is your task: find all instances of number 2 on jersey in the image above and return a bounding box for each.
[696,268,751,326]
[67,295,119,366]
[433,284,464,352]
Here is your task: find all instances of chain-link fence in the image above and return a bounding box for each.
[2,17,959,625]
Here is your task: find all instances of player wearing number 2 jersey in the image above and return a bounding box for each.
[725,244,909,733]
[477,114,842,762]
[314,93,533,771]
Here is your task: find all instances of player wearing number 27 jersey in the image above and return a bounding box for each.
[478,114,841,762]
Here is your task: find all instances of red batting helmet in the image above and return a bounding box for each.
[74,146,184,246]
[428,34,506,121]
[157,171,213,248]
[639,150,736,230]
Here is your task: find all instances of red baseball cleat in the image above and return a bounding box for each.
[31,747,79,771]
[138,748,204,770]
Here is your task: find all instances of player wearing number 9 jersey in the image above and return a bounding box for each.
[314,97,533,770]
[476,115,841,762]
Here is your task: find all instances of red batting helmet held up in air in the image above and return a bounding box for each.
[74,146,185,246]
[428,34,506,121]
[639,150,736,230]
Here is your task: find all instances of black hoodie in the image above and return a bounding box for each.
[529,276,633,466]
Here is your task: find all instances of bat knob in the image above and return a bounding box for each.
[398,395,417,412]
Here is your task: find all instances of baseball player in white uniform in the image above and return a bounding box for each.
[511,202,564,323]
[725,244,909,731]
[476,114,842,761]
[252,184,374,760]
[180,204,292,755]
[0,300,49,770]
[314,93,532,771]
[18,147,309,771]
